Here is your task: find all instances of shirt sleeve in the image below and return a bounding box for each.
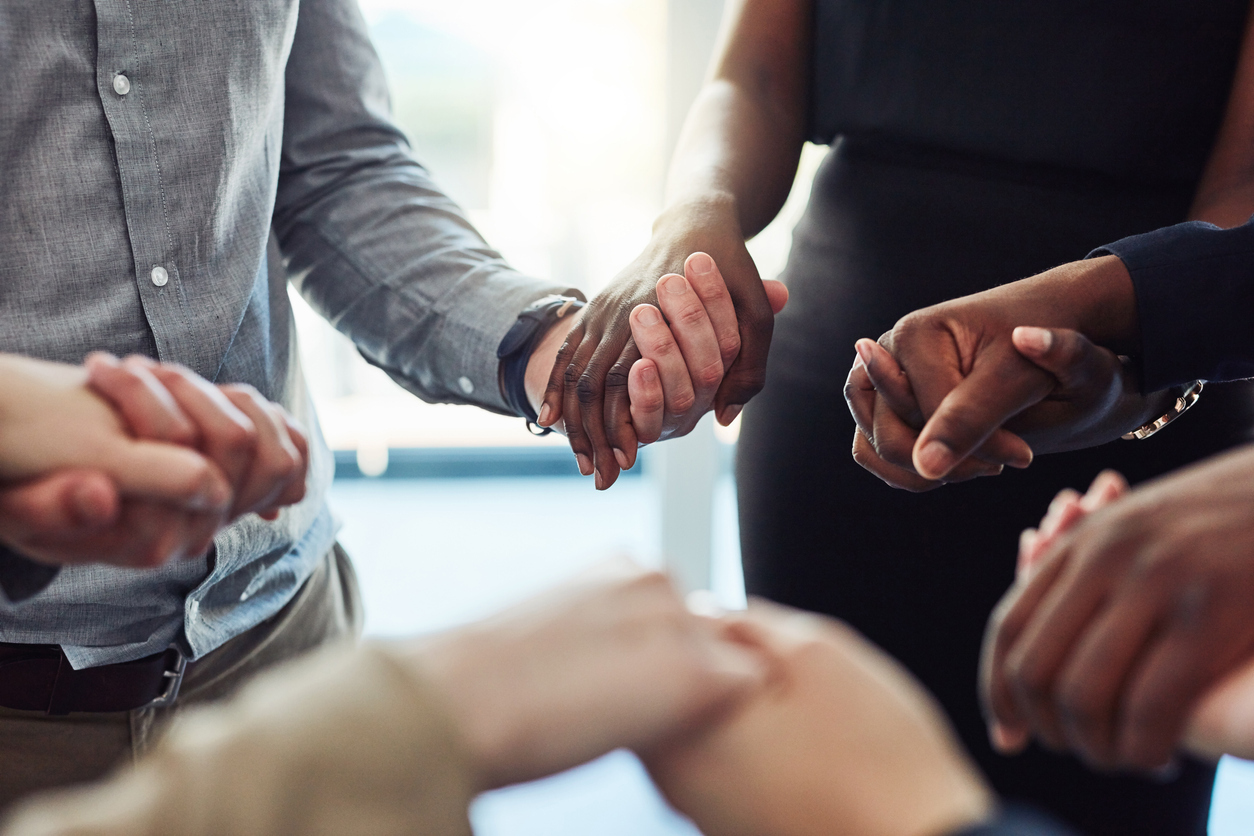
[950,805,1083,836]
[0,546,59,604]
[272,0,569,414]
[1088,218,1254,392]
[0,644,478,836]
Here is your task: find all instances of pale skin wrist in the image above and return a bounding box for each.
[522,309,584,421]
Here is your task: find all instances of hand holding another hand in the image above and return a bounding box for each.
[407,560,766,790]
[0,353,309,570]
[981,449,1254,771]
[647,601,993,836]
[846,255,1168,490]
[527,251,786,490]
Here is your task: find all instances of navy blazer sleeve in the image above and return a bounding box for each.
[1088,218,1254,392]
[951,805,1082,836]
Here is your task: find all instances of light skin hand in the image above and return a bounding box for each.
[982,448,1254,771]
[646,600,993,836]
[126,357,309,520]
[405,559,766,791]
[0,354,237,568]
[525,253,786,490]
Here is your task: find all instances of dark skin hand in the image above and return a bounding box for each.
[981,449,1254,772]
[849,0,1254,490]
[844,256,1169,490]
[537,0,811,490]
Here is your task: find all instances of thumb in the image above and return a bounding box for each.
[0,470,119,540]
[762,280,788,315]
[1011,326,1114,391]
[105,441,232,512]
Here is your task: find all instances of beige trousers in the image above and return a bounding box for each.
[0,544,362,813]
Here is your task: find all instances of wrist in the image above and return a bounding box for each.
[523,310,582,415]
[1003,256,1138,355]
[654,190,742,239]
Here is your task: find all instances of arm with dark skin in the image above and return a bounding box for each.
[538,0,808,489]
[846,0,1254,490]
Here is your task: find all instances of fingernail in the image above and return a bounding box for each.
[576,454,593,476]
[854,340,873,366]
[719,403,743,425]
[659,273,688,295]
[595,469,606,490]
[538,403,551,426]
[990,723,1014,752]
[641,364,658,383]
[1014,326,1052,355]
[71,483,110,525]
[916,440,954,478]
[613,448,629,470]
[636,305,662,326]
[689,252,715,276]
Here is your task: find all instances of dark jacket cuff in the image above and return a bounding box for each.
[1088,218,1254,392]
[0,545,59,603]
[951,805,1081,836]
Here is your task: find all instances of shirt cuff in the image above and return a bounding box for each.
[1088,218,1254,392]
[0,545,59,603]
[950,805,1082,836]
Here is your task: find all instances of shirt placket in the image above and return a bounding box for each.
[92,0,197,365]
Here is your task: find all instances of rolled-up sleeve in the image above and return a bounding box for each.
[1089,219,1254,392]
[272,0,566,413]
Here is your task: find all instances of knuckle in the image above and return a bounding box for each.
[605,364,630,393]
[692,360,724,390]
[1057,681,1101,733]
[643,331,679,358]
[1007,652,1052,701]
[718,333,741,362]
[575,373,604,407]
[669,391,697,416]
[674,302,707,328]
[221,420,259,452]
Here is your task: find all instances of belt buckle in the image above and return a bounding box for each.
[148,648,187,708]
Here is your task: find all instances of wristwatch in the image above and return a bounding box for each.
[497,293,586,435]
[1122,381,1204,440]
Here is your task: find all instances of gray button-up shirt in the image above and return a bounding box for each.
[0,0,561,667]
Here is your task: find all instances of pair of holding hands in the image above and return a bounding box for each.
[0,353,308,571]
[410,559,1254,836]
[527,251,787,489]
[846,253,1254,771]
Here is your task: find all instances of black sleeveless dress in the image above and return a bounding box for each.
[737,3,1254,834]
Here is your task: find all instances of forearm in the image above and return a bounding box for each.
[275,0,563,414]
[658,0,810,240]
[1,645,478,836]
[1188,1,1254,228]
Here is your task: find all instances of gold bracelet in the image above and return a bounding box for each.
[1122,381,1204,440]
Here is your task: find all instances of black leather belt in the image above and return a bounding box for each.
[0,644,188,715]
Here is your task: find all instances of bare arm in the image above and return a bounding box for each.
[539,0,808,490]
[1190,1,1254,227]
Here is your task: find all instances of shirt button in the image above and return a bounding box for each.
[150,265,169,287]
[457,376,475,395]
[112,74,131,96]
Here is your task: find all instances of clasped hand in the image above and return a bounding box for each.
[0,353,309,570]
[844,256,1169,491]
[529,251,787,490]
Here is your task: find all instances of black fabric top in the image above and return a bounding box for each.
[952,805,1081,836]
[810,0,1249,185]
[1091,216,1254,390]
